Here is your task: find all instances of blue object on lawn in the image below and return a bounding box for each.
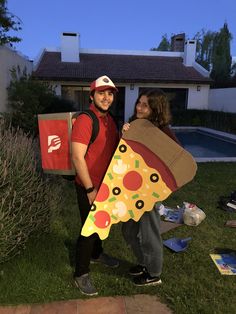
[163,237,192,252]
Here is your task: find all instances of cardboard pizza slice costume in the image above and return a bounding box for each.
[81,119,197,240]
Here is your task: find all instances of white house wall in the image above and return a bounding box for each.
[43,81,210,120]
[187,85,209,110]
[124,85,139,121]
[53,83,62,96]
[124,83,210,121]
[208,88,236,113]
[0,46,33,112]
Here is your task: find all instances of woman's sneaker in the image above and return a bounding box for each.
[74,273,98,296]
[133,270,162,286]
[129,265,147,276]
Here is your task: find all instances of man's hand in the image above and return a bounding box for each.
[87,188,97,205]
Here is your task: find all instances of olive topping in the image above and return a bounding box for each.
[135,200,144,209]
[112,187,121,195]
[119,144,127,153]
[90,204,96,211]
[150,173,159,183]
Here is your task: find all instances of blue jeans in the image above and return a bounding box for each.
[122,206,163,277]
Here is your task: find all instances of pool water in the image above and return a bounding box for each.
[174,127,236,161]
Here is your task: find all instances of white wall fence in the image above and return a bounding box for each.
[208,88,236,113]
[0,45,33,112]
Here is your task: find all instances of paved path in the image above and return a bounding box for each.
[0,294,173,314]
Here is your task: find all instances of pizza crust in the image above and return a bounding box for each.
[122,119,197,188]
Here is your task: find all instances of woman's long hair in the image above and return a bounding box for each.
[129,89,172,128]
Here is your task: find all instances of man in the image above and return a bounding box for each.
[71,75,119,296]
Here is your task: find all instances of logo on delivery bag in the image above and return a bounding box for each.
[48,135,61,153]
[38,119,71,171]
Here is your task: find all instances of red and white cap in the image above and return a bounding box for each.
[90,75,118,92]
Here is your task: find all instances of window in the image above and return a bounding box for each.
[61,86,90,111]
[61,85,125,129]
[139,87,188,111]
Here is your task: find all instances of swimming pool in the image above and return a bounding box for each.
[173,127,236,162]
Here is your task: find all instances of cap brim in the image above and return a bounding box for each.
[94,85,118,92]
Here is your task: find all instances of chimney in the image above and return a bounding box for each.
[61,32,80,62]
[171,33,185,52]
[183,40,197,66]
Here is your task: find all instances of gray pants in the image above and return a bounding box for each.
[122,206,163,277]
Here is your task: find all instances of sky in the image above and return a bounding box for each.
[7,0,236,61]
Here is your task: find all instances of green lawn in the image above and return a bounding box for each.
[0,163,236,314]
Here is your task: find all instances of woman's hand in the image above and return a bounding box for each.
[121,123,130,134]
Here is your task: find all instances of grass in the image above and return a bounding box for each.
[0,163,236,313]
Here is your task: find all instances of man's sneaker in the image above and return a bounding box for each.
[91,253,119,268]
[74,274,98,296]
[129,265,147,276]
[133,271,162,286]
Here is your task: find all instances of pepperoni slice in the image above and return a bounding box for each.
[123,171,143,191]
[96,183,110,202]
[94,211,111,228]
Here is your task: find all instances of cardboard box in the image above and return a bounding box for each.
[38,112,78,175]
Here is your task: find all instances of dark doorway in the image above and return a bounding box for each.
[110,86,125,130]
[139,87,188,112]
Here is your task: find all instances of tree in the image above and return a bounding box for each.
[6,67,75,135]
[194,29,216,71]
[0,0,22,45]
[153,22,233,87]
[151,34,171,51]
[231,61,236,77]
[211,22,232,86]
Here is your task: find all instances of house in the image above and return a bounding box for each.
[33,32,212,124]
[0,45,33,112]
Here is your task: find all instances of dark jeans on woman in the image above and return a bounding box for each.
[74,184,103,277]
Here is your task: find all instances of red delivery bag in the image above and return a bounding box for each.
[38,112,78,175]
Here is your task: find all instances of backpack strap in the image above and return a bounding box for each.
[77,109,99,146]
[76,109,118,145]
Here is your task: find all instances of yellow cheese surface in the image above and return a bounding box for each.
[81,139,172,239]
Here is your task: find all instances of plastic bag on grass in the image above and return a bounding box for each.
[182,202,206,226]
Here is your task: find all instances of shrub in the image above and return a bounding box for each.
[6,67,75,136]
[0,120,62,263]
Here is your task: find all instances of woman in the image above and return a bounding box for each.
[122,89,181,286]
